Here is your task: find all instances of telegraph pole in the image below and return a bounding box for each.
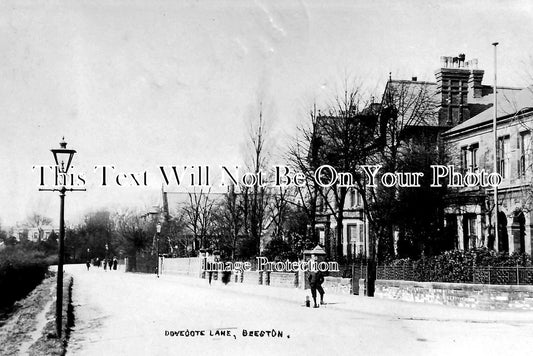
[492,42,499,250]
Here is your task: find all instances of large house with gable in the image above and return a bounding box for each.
[317,53,533,260]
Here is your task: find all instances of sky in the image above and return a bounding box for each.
[1,0,533,227]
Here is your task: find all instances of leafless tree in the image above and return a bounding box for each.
[23,213,52,228]
[244,104,271,255]
[113,209,152,271]
[314,82,377,260]
[181,188,215,250]
[287,104,322,244]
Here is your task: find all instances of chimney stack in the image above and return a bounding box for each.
[466,58,484,99]
[435,54,472,126]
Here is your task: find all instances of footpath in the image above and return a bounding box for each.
[157,272,533,324]
[0,272,72,356]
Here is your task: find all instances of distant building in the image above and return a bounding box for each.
[13,225,57,242]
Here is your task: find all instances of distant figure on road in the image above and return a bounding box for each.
[113,257,118,270]
[86,261,91,271]
[308,270,325,308]
[104,259,107,271]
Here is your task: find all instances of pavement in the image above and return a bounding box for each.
[65,264,533,356]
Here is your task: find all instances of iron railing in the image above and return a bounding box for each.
[377,265,533,285]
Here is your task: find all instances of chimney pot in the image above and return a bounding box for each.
[440,56,446,67]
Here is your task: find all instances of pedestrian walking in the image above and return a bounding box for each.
[86,260,91,271]
[308,269,325,308]
[113,257,118,270]
[104,259,107,271]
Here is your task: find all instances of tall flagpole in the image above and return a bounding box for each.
[492,42,499,250]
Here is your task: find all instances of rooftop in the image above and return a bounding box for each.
[444,86,533,135]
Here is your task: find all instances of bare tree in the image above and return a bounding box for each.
[181,188,215,251]
[216,183,245,260]
[23,213,52,228]
[314,83,377,260]
[244,104,271,255]
[287,104,322,244]
[113,210,152,271]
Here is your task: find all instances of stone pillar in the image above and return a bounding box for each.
[343,223,348,257]
[524,213,533,256]
[457,215,464,250]
[507,215,515,254]
[476,215,483,248]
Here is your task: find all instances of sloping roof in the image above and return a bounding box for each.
[445,86,533,135]
[303,245,326,255]
[383,80,439,127]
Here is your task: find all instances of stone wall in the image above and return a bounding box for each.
[160,257,201,277]
[375,279,533,310]
[269,272,298,288]
[242,271,262,285]
[322,276,352,295]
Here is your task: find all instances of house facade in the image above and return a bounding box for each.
[317,53,533,260]
[13,225,57,242]
[316,188,369,260]
[442,86,533,255]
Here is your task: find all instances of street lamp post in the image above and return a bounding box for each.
[148,206,163,278]
[105,243,109,270]
[492,42,499,251]
[39,138,85,338]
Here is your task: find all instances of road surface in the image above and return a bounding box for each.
[66,264,533,356]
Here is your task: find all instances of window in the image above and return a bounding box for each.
[519,131,530,177]
[347,225,357,256]
[347,224,366,256]
[350,189,356,207]
[349,189,360,207]
[463,214,477,250]
[461,146,468,172]
[471,145,478,171]
[460,143,479,173]
[318,229,325,246]
[359,224,365,256]
[317,195,324,212]
[497,136,510,178]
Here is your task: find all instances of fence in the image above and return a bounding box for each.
[328,264,368,294]
[377,265,533,285]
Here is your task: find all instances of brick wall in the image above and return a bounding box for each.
[375,280,533,310]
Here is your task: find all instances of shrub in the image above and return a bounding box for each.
[262,239,297,262]
[386,248,532,283]
[0,246,52,308]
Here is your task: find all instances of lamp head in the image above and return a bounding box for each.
[51,137,76,174]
